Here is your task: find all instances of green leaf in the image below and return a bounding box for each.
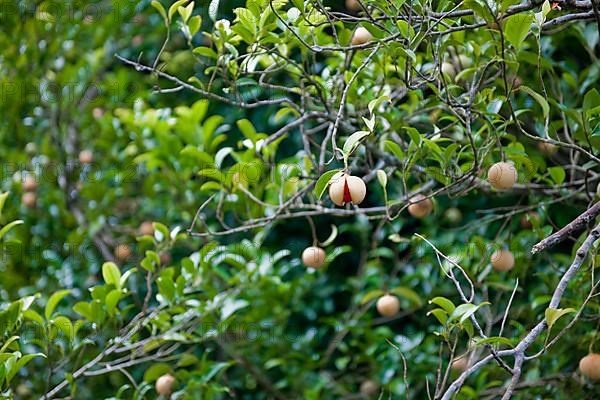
[102,262,121,289]
[45,290,71,320]
[519,85,549,119]
[0,220,23,240]
[368,95,391,114]
[143,363,172,382]
[51,316,73,340]
[169,0,189,21]
[504,13,533,48]
[429,297,455,314]
[73,302,93,321]
[151,1,168,24]
[548,166,566,184]
[449,302,491,324]
[314,169,342,200]
[208,0,220,21]
[545,307,576,330]
[236,119,258,142]
[427,309,448,325]
[360,289,385,305]
[390,287,423,307]
[343,130,371,155]
[475,336,515,348]
[384,140,405,160]
[376,170,387,188]
[105,289,122,315]
[0,192,8,218]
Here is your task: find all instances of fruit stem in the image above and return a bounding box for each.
[305,216,318,246]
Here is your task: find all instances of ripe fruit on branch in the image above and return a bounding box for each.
[155,373,176,396]
[579,353,600,380]
[351,27,372,46]
[22,192,37,208]
[23,175,37,192]
[302,246,326,269]
[359,380,379,396]
[490,249,514,272]
[487,162,517,190]
[408,194,433,218]
[451,356,468,372]
[139,221,154,236]
[329,173,366,206]
[441,62,456,80]
[345,0,362,12]
[538,141,557,155]
[79,149,93,165]
[376,294,400,317]
[115,244,131,262]
[520,212,539,229]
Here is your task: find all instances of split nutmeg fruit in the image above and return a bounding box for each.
[302,246,326,269]
[329,173,366,206]
[487,162,517,190]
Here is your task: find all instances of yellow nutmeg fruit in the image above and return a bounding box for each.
[580,353,600,380]
[351,27,372,46]
[491,249,514,272]
[376,294,400,317]
[451,356,468,372]
[329,174,367,206]
[345,0,362,12]
[538,141,558,155]
[407,194,433,218]
[155,373,176,396]
[139,221,154,236]
[302,246,326,269]
[115,244,132,262]
[487,162,518,190]
[78,149,94,165]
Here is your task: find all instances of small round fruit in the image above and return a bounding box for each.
[451,356,468,372]
[538,141,557,155]
[491,250,514,272]
[22,192,36,208]
[159,252,172,266]
[115,244,131,262]
[23,175,38,192]
[139,221,154,236]
[441,62,456,80]
[444,207,462,224]
[376,294,400,317]
[155,373,176,396]
[302,246,326,269]
[345,0,362,12]
[408,194,433,218]
[79,149,93,165]
[92,107,104,119]
[328,174,367,206]
[454,54,472,69]
[359,379,379,396]
[487,162,517,190]
[351,27,372,46]
[580,353,600,380]
[520,212,539,229]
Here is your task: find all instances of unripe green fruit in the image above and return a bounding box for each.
[22,192,37,208]
[346,0,362,12]
[302,246,326,269]
[487,162,518,190]
[329,174,367,206]
[79,149,93,165]
[155,373,176,396]
[580,353,600,380]
[444,207,462,224]
[491,250,514,272]
[351,27,372,46]
[23,175,37,192]
[115,244,131,262]
[139,221,154,236]
[359,379,379,396]
[408,194,433,218]
[376,294,400,317]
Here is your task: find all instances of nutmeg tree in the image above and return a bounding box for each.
[2,0,600,399]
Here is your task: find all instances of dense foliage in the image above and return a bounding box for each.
[1,0,600,399]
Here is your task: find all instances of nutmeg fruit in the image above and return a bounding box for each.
[155,373,176,396]
[22,192,37,208]
[328,173,367,206]
[538,141,557,155]
[23,175,38,192]
[159,252,172,266]
[79,149,93,165]
[115,244,132,262]
[451,356,468,372]
[487,162,518,190]
[407,194,433,218]
[520,212,539,229]
[580,353,600,380]
[346,0,362,12]
[376,294,400,317]
[351,27,372,46]
[359,379,379,396]
[441,62,456,80]
[302,246,326,269]
[444,207,462,224]
[139,221,154,236]
[491,249,514,272]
